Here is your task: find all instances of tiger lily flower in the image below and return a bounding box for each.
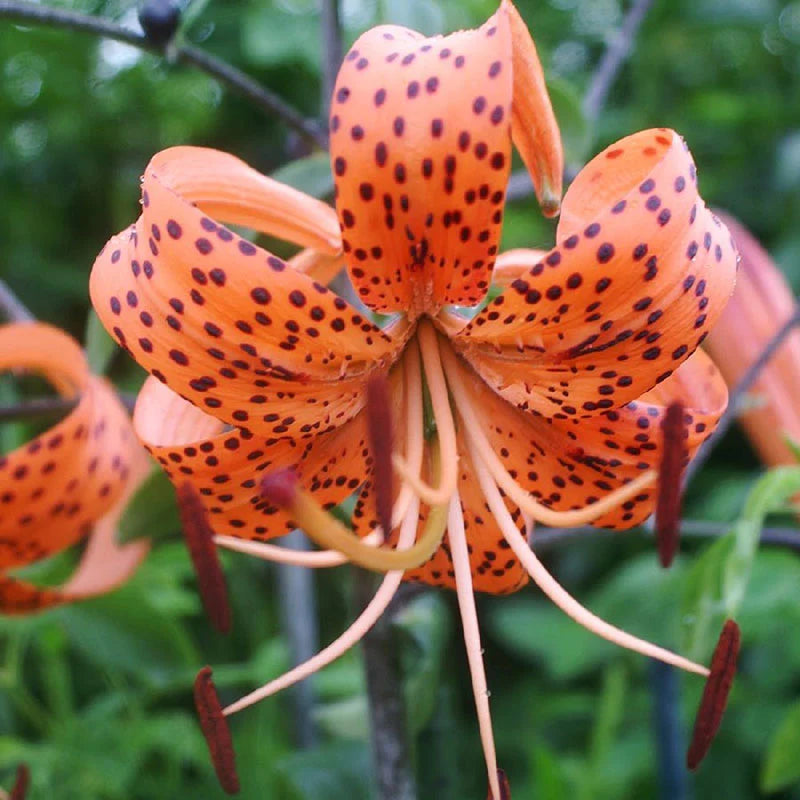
[89,1,737,794]
[0,323,149,613]
[705,211,800,466]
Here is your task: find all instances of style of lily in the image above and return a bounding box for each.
[90,1,738,794]
[0,323,149,613]
[706,211,800,467]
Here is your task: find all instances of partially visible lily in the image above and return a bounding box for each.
[90,1,739,795]
[705,212,800,466]
[0,323,149,612]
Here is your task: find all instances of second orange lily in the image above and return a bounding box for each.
[90,1,738,795]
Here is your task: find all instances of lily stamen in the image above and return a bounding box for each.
[656,401,687,567]
[392,320,459,507]
[213,530,384,567]
[447,494,501,800]
[194,667,240,795]
[260,466,448,573]
[441,344,658,527]
[221,496,421,717]
[366,372,395,537]
[468,435,709,677]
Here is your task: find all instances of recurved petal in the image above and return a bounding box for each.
[0,324,137,571]
[90,150,407,439]
[504,0,563,216]
[134,377,373,539]
[0,456,150,614]
[459,348,726,529]
[451,130,737,419]
[330,8,513,314]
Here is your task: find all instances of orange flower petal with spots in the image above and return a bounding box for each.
[452,129,737,419]
[330,0,561,316]
[134,376,376,540]
[90,148,409,439]
[0,323,149,614]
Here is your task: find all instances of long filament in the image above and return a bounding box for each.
[447,493,501,800]
[392,319,459,506]
[466,435,709,677]
[440,343,657,527]
[223,497,421,717]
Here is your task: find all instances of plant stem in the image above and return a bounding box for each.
[354,569,417,800]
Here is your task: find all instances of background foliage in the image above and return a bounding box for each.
[1,0,800,797]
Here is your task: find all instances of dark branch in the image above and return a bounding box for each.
[582,0,655,121]
[533,518,800,552]
[0,392,136,422]
[320,0,343,117]
[353,569,417,800]
[0,1,327,149]
[685,306,800,485]
[0,278,34,323]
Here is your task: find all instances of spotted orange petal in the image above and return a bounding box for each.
[0,323,149,613]
[330,1,561,316]
[90,149,408,439]
[457,347,726,530]
[134,376,375,540]
[451,130,737,419]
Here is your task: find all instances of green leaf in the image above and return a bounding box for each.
[547,76,591,167]
[84,308,117,375]
[761,700,800,792]
[682,466,800,660]
[117,468,180,544]
[270,153,333,199]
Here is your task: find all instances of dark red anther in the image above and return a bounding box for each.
[655,401,686,567]
[176,482,231,634]
[687,619,741,770]
[487,768,511,800]
[10,763,29,800]
[366,372,394,536]
[194,667,240,795]
[260,467,299,508]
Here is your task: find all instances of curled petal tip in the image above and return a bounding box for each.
[10,763,30,800]
[176,483,232,635]
[656,401,686,568]
[488,768,511,800]
[194,667,241,795]
[687,619,741,771]
[260,468,299,509]
[539,182,562,219]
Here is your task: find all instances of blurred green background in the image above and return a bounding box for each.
[1,0,800,797]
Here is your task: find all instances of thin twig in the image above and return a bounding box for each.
[320,0,343,117]
[648,660,689,800]
[275,529,319,749]
[685,306,800,485]
[506,0,655,201]
[353,569,417,800]
[582,0,655,122]
[0,0,327,148]
[532,518,800,551]
[0,278,34,323]
[0,392,137,421]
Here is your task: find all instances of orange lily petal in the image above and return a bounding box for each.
[451,130,737,419]
[504,0,563,216]
[455,347,726,530]
[0,324,135,569]
[134,376,376,539]
[90,150,407,438]
[0,323,149,613]
[705,211,800,467]
[330,8,514,315]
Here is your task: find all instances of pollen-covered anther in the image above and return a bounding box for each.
[194,666,241,795]
[10,764,30,800]
[176,482,232,634]
[366,372,394,537]
[655,401,687,568]
[687,619,741,771]
[487,768,511,800]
